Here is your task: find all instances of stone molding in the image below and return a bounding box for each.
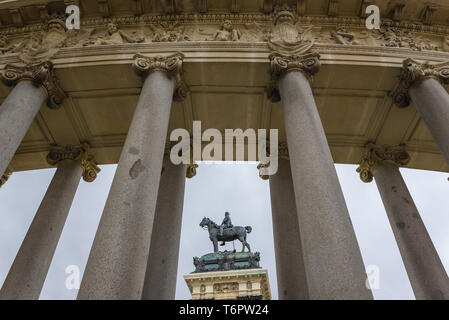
[392,58,449,108]
[356,143,411,183]
[132,52,187,101]
[46,144,100,182]
[1,61,66,109]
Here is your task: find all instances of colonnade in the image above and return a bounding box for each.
[0,50,449,299]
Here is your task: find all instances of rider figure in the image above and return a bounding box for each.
[219,212,233,246]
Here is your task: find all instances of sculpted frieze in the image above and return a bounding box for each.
[1,12,449,57]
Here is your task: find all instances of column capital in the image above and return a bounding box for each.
[0,166,13,188]
[46,144,100,182]
[133,53,187,101]
[268,51,321,102]
[1,61,66,109]
[356,143,410,183]
[391,58,449,108]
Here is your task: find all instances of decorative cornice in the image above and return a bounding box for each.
[391,58,449,108]
[268,51,321,102]
[133,52,187,101]
[0,166,13,188]
[356,143,410,183]
[1,61,66,109]
[46,144,100,182]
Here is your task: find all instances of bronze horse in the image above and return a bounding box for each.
[200,217,252,253]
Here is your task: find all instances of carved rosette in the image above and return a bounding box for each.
[268,51,321,102]
[356,143,411,183]
[0,166,13,188]
[46,144,100,182]
[392,58,449,108]
[133,52,187,101]
[1,61,66,109]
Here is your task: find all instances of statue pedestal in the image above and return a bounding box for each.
[184,268,271,300]
[184,251,271,300]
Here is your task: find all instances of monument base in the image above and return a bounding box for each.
[184,268,271,300]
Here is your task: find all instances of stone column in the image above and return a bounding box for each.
[392,58,449,166]
[141,154,190,300]
[357,144,449,300]
[0,145,99,300]
[78,53,185,300]
[0,62,65,178]
[269,50,372,299]
[259,143,309,300]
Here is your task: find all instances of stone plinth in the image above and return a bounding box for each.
[192,251,260,273]
[184,269,271,300]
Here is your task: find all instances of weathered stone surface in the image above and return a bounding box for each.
[77,70,175,300]
[141,157,186,300]
[0,160,81,300]
[374,161,449,300]
[409,78,449,167]
[269,158,309,300]
[278,70,372,300]
[0,80,45,178]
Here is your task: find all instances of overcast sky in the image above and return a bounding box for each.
[0,162,448,300]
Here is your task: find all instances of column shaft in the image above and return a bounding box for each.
[0,160,81,300]
[409,79,449,166]
[269,158,308,300]
[0,81,45,177]
[278,71,372,299]
[78,71,175,299]
[142,157,186,300]
[374,161,449,300]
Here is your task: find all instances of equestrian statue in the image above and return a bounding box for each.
[199,212,252,253]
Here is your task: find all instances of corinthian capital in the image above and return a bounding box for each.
[133,53,187,101]
[268,51,320,102]
[356,143,410,183]
[391,58,449,108]
[46,144,100,182]
[1,61,66,109]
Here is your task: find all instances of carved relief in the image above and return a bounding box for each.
[213,282,239,293]
[46,144,100,182]
[356,143,410,183]
[391,58,449,108]
[443,35,449,52]
[268,5,314,56]
[2,61,66,109]
[266,5,321,102]
[148,22,190,42]
[213,20,241,41]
